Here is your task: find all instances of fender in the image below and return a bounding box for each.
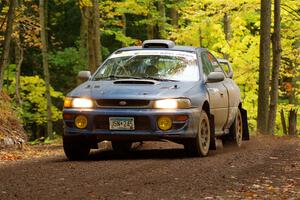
[241,108,250,140]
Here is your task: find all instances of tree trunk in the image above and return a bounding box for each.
[80,8,88,48]
[79,7,88,68]
[87,7,96,72]
[223,12,231,59]
[257,0,271,134]
[223,13,231,42]
[267,0,281,135]
[280,109,287,135]
[157,0,166,39]
[288,109,298,135]
[147,13,154,39]
[15,41,23,106]
[93,0,102,68]
[39,0,53,139]
[199,27,203,47]
[122,13,127,47]
[170,2,178,28]
[85,0,102,73]
[14,0,23,105]
[0,0,16,91]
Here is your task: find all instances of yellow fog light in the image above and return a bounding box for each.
[157,116,172,131]
[75,115,88,129]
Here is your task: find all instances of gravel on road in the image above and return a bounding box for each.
[0,135,299,200]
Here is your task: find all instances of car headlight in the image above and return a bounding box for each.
[154,99,191,109]
[64,97,94,108]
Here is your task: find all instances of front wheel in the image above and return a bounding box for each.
[185,111,211,157]
[63,136,90,161]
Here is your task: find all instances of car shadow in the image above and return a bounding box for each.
[55,140,245,162]
[87,148,191,161]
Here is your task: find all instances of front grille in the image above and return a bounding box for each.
[94,116,152,131]
[96,99,150,108]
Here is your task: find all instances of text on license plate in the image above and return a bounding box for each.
[109,117,135,130]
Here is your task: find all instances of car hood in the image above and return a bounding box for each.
[68,79,199,100]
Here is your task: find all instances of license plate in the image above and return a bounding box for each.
[109,117,135,130]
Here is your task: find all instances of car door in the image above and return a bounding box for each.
[201,52,229,135]
[218,61,241,129]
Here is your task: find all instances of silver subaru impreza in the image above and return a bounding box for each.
[63,39,249,160]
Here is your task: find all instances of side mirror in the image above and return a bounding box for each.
[206,72,225,83]
[78,71,91,82]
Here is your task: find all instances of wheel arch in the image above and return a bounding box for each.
[202,100,210,115]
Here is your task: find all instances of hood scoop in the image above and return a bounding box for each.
[114,80,155,85]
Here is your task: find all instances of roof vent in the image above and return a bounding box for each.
[142,39,175,49]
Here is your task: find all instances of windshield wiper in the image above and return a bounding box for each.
[94,75,143,80]
[142,76,179,82]
[95,75,178,82]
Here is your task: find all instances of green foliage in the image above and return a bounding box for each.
[48,46,87,93]
[166,0,299,132]
[28,133,61,145]
[9,76,64,126]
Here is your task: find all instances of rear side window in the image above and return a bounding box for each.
[219,62,230,76]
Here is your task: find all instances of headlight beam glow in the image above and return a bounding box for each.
[154,99,191,109]
[154,99,178,109]
[72,98,93,108]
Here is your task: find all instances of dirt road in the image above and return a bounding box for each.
[0,136,300,200]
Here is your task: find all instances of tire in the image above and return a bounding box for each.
[185,110,211,157]
[63,136,90,161]
[111,141,132,152]
[222,108,243,147]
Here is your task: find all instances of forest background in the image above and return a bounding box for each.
[0,0,299,141]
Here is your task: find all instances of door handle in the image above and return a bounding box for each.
[220,92,224,97]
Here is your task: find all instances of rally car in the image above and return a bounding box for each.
[63,39,249,160]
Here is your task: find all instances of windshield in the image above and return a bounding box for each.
[93,50,199,82]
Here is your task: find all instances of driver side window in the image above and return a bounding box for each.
[201,52,226,80]
[206,52,224,73]
[201,52,214,78]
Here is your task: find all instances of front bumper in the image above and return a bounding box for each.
[63,108,200,142]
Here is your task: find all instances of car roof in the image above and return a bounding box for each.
[116,45,204,52]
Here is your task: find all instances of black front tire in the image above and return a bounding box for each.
[63,136,90,160]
